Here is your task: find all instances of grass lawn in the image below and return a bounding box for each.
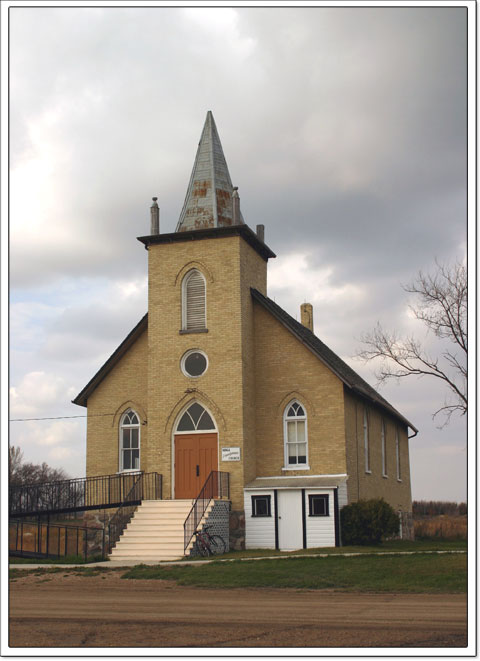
[183,538,467,561]
[121,552,466,593]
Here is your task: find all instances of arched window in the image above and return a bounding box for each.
[284,401,308,468]
[182,269,206,331]
[119,409,140,471]
[176,402,215,432]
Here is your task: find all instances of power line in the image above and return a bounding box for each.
[9,413,115,422]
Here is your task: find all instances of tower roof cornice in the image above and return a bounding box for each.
[137,224,276,262]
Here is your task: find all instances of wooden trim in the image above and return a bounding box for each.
[274,489,279,550]
[301,489,307,549]
[334,488,340,547]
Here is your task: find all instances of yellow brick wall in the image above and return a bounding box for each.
[86,329,148,478]
[84,231,413,519]
[344,390,412,512]
[253,303,347,477]
[239,239,267,486]
[146,234,267,509]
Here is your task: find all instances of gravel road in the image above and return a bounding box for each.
[9,571,467,648]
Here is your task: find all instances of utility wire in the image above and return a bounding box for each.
[9,413,115,422]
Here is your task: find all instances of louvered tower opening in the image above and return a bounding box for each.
[184,270,206,330]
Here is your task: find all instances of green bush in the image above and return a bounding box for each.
[341,498,400,545]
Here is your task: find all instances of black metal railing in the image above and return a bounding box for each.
[107,472,162,553]
[9,471,162,518]
[9,518,106,561]
[183,471,229,552]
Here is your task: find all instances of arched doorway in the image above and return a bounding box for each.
[174,402,218,499]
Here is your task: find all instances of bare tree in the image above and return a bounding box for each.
[356,260,467,426]
[9,445,69,485]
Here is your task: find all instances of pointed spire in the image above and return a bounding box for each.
[176,111,244,232]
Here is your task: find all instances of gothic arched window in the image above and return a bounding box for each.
[119,409,140,472]
[182,269,206,331]
[176,402,215,432]
[284,401,308,468]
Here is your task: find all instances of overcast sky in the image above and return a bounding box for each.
[6,3,470,501]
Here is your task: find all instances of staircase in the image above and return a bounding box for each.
[108,499,212,562]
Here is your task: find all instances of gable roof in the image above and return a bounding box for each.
[72,314,148,407]
[73,289,417,433]
[251,288,417,432]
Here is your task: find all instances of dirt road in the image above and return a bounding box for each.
[9,571,467,648]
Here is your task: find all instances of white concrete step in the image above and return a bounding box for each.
[109,499,202,562]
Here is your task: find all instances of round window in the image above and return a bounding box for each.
[181,350,208,378]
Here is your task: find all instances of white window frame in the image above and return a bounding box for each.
[119,409,141,473]
[396,427,402,481]
[181,269,206,331]
[180,349,209,378]
[283,400,309,470]
[381,419,387,477]
[364,407,371,473]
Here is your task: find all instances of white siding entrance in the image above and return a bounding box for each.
[244,476,347,551]
[277,489,303,550]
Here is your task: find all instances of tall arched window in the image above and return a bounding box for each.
[182,269,206,331]
[284,401,308,468]
[119,409,140,471]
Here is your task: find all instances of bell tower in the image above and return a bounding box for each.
[137,112,275,506]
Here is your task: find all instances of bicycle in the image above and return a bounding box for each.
[193,525,226,557]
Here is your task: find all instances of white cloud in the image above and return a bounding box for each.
[269,252,365,306]
[10,371,77,418]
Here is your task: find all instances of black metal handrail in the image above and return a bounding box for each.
[183,470,229,552]
[107,472,162,554]
[9,518,105,561]
[9,471,162,518]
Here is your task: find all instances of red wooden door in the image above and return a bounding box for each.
[174,433,218,499]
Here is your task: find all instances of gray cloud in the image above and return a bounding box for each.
[9,6,468,496]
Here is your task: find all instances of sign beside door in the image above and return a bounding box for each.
[221,447,241,462]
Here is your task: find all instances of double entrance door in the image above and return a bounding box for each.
[174,433,218,499]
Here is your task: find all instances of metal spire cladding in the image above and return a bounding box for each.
[175,111,244,232]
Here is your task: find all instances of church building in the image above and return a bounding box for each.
[73,111,416,559]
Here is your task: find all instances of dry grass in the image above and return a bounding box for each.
[414,515,467,540]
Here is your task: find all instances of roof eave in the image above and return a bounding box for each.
[251,288,417,434]
[138,224,276,262]
[72,313,148,408]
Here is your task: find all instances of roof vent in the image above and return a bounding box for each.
[300,303,314,332]
[150,197,159,235]
[256,224,265,242]
[232,187,240,225]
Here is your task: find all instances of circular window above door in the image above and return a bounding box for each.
[181,350,208,378]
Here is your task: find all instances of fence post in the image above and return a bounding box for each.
[46,514,50,557]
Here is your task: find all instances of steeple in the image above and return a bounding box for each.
[175,111,244,232]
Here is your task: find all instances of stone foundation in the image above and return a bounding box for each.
[229,510,245,550]
[188,500,230,557]
[82,508,119,557]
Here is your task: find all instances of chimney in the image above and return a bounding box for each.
[150,197,159,235]
[256,224,265,242]
[300,303,314,332]
[232,187,240,225]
